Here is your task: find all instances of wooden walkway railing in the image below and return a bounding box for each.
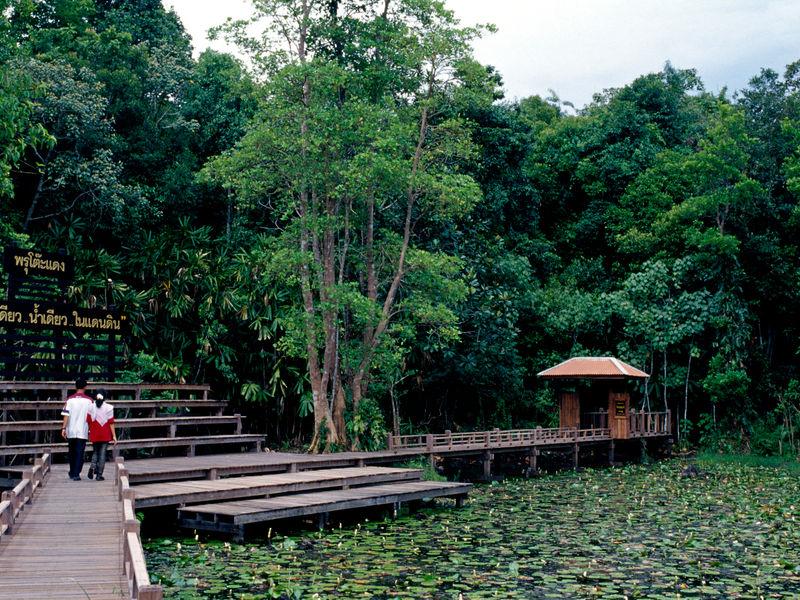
[117,458,163,600]
[388,426,612,452]
[0,452,51,537]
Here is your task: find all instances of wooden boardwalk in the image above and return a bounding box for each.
[0,464,129,599]
[122,450,422,483]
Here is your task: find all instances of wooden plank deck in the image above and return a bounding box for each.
[179,480,472,534]
[0,464,129,599]
[133,466,423,508]
[122,450,422,483]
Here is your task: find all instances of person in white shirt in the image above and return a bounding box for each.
[60,378,92,481]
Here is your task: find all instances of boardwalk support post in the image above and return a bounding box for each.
[573,443,579,470]
[608,440,615,465]
[482,451,492,479]
[527,448,538,477]
[233,524,245,543]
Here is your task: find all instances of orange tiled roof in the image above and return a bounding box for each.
[537,356,649,379]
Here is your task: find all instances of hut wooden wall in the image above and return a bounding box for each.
[559,392,580,429]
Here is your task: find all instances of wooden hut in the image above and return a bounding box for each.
[538,356,660,440]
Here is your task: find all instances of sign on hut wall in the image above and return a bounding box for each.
[0,246,127,381]
[614,399,626,417]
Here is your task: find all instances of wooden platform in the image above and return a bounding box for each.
[133,466,423,508]
[178,480,472,537]
[0,464,129,599]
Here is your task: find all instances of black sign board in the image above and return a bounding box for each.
[0,300,128,333]
[3,247,74,281]
[1,246,126,380]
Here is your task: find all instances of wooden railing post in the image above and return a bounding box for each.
[387,434,394,450]
[0,499,11,536]
[138,585,164,600]
[22,470,33,504]
[425,434,433,452]
[1,490,15,517]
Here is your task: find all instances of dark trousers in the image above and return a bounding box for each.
[67,438,87,478]
[90,442,109,477]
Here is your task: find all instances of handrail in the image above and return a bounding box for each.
[0,452,51,539]
[388,427,612,451]
[116,458,163,600]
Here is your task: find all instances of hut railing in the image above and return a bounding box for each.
[629,410,671,436]
[582,410,608,430]
[0,452,51,538]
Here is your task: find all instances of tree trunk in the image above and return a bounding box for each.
[662,351,668,412]
[295,0,338,453]
[23,148,52,231]
[682,351,692,442]
[347,103,430,416]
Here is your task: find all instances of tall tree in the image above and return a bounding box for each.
[208,0,485,450]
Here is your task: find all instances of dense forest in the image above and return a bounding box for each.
[2,0,799,454]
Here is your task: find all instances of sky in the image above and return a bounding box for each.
[163,0,800,108]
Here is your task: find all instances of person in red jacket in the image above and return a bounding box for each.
[86,389,117,481]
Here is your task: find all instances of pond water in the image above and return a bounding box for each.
[144,460,800,599]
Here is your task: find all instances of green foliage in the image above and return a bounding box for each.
[2,0,800,451]
[345,397,388,452]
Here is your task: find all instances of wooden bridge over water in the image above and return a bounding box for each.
[0,380,671,599]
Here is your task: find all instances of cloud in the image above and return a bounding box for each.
[164,0,800,106]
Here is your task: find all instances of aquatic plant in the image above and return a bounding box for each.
[145,460,800,598]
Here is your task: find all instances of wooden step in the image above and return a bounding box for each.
[0,434,264,456]
[132,466,423,508]
[0,415,243,433]
[178,480,472,535]
[0,380,210,395]
[123,452,372,483]
[0,399,227,412]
